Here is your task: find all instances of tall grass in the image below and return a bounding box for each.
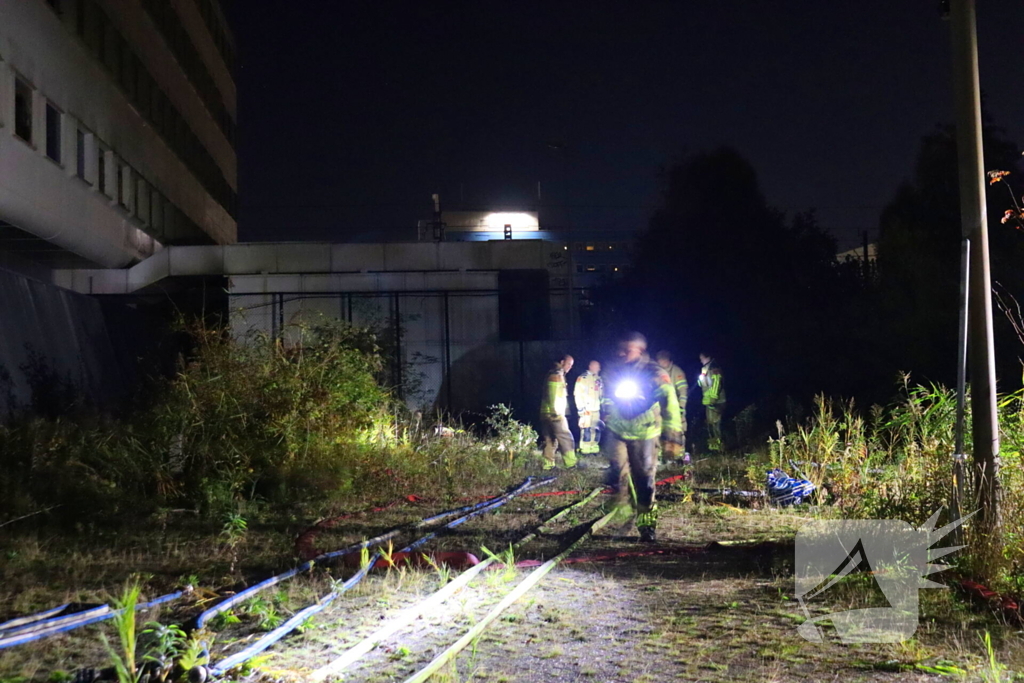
[753,378,1024,590]
[0,319,538,523]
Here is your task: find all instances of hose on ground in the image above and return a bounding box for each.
[310,486,605,680]
[202,475,555,678]
[0,592,183,651]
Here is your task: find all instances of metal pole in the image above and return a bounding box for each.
[443,292,452,411]
[394,294,403,399]
[950,0,1000,528]
[951,237,970,543]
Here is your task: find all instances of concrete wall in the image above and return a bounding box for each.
[0,267,122,417]
[0,0,235,268]
[50,240,583,417]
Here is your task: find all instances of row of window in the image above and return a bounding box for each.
[61,0,236,217]
[572,241,632,253]
[194,0,236,73]
[139,0,235,142]
[12,74,209,245]
[575,264,627,274]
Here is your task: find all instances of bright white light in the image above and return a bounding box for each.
[483,212,540,231]
[615,380,640,400]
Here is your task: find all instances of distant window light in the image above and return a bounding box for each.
[585,244,595,251]
[76,130,86,179]
[14,78,32,143]
[585,265,597,272]
[45,103,62,163]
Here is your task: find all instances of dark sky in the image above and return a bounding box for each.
[232,1,1024,250]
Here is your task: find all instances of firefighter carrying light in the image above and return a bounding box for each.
[602,332,684,543]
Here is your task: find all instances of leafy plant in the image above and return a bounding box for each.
[100,579,143,683]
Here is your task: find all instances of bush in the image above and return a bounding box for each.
[751,379,1024,589]
[0,319,532,523]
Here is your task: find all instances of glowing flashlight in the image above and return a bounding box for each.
[614,379,640,400]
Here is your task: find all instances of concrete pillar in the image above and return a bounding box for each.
[62,112,77,176]
[0,61,10,130]
[121,164,135,215]
[137,177,150,226]
[151,191,164,236]
[104,150,118,203]
[32,89,46,150]
[84,132,99,187]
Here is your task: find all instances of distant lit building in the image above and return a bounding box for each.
[0,0,237,273]
[837,242,877,264]
[417,209,635,288]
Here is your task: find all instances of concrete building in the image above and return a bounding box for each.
[0,0,237,272]
[0,0,236,416]
[53,240,596,416]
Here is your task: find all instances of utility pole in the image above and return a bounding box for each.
[949,0,1000,529]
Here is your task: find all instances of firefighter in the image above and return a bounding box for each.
[698,352,726,451]
[655,350,688,460]
[540,354,577,469]
[602,332,684,543]
[574,360,603,455]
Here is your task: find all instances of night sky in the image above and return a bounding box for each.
[232,1,1024,250]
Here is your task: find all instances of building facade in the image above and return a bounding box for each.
[0,0,237,272]
[54,240,594,415]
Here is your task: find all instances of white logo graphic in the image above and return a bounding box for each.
[795,510,973,643]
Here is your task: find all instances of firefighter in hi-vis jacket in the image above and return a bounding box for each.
[655,350,688,460]
[574,360,603,455]
[540,354,578,469]
[698,352,726,452]
[601,332,684,543]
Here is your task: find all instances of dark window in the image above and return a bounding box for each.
[498,270,552,341]
[45,103,62,162]
[117,164,125,207]
[76,129,86,179]
[104,23,121,79]
[98,151,107,194]
[76,0,86,36]
[14,78,32,143]
[46,0,60,11]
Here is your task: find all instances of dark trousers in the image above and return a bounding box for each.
[603,431,657,518]
[541,415,576,466]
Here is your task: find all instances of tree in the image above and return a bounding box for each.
[614,147,863,420]
[876,121,1024,390]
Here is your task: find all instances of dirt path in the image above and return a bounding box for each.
[2,469,1023,682]
[275,484,1023,683]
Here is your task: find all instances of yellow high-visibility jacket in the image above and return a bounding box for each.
[540,367,568,417]
[665,363,688,411]
[699,360,725,406]
[601,360,683,442]
[574,371,603,413]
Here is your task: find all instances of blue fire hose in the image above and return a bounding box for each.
[0,592,183,650]
[0,603,71,633]
[203,476,554,677]
[195,479,545,630]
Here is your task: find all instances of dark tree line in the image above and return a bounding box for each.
[602,121,1024,431]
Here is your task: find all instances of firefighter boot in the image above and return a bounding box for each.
[637,508,658,543]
